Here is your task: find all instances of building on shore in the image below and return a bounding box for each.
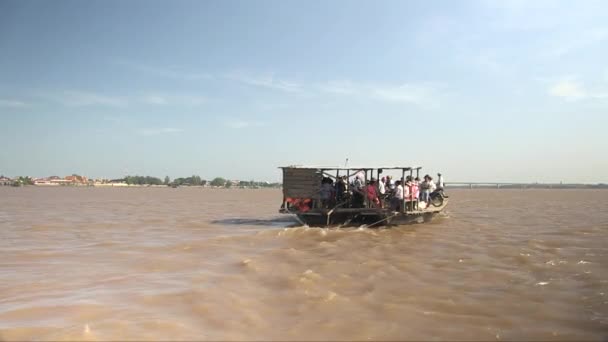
[31,175,91,186]
[0,176,13,186]
[65,175,88,185]
[104,179,128,186]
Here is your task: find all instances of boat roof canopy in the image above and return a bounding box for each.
[279,165,422,171]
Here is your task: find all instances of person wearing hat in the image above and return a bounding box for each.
[437,173,444,190]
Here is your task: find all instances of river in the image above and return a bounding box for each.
[0,187,606,340]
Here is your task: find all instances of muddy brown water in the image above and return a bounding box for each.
[0,187,607,341]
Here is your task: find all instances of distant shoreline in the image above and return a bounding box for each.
[447,184,608,189]
[2,185,607,190]
[1,184,281,189]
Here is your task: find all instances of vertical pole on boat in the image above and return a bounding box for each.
[281,167,287,210]
[365,169,374,208]
[346,169,350,208]
[335,169,340,210]
[401,168,406,213]
[410,169,414,211]
[364,169,368,208]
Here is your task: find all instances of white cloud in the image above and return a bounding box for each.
[103,116,126,124]
[371,83,439,107]
[317,80,442,108]
[317,81,358,95]
[0,99,26,107]
[117,60,212,80]
[138,127,184,136]
[141,95,169,105]
[481,0,556,12]
[471,51,508,74]
[41,90,206,107]
[548,80,586,101]
[140,94,206,106]
[480,0,589,31]
[548,78,608,101]
[225,119,266,129]
[55,90,127,107]
[547,27,608,58]
[226,72,301,93]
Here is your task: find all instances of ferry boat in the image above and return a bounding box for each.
[279,165,448,227]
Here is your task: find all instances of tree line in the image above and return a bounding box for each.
[1,174,281,188]
[0,176,34,186]
[122,175,281,188]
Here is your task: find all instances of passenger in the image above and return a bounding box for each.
[421,175,437,207]
[387,175,395,191]
[412,177,420,210]
[404,177,412,211]
[437,173,445,190]
[366,178,381,208]
[351,175,365,208]
[420,175,432,204]
[319,177,334,209]
[353,174,364,191]
[379,176,386,195]
[392,180,404,211]
[334,176,346,203]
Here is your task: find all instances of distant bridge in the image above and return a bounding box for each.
[448,182,528,189]
[446,182,601,189]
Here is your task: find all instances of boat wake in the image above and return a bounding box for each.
[210,217,300,228]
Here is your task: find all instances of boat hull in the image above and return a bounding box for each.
[292,200,447,227]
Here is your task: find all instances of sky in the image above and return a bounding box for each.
[0,0,607,183]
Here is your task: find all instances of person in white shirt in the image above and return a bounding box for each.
[420,175,433,204]
[351,175,365,208]
[392,180,404,211]
[429,176,437,192]
[378,177,386,195]
[387,175,395,191]
[319,178,334,208]
[353,175,363,190]
[437,173,444,190]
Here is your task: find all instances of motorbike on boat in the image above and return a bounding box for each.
[429,188,448,207]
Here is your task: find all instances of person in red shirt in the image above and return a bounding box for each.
[409,176,420,210]
[366,178,381,208]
